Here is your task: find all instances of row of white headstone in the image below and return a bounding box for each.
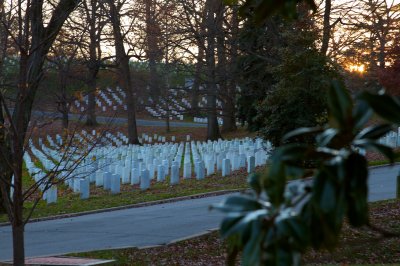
[25,133,270,204]
[193,117,224,125]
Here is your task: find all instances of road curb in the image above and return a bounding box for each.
[0,189,245,227]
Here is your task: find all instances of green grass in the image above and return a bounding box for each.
[0,167,265,223]
[67,200,400,265]
[368,159,400,166]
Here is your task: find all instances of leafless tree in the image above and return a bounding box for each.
[0,0,80,264]
[105,0,140,144]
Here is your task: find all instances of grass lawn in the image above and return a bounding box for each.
[68,199,400,265]
[0,166,266,223]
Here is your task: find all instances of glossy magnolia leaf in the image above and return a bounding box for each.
[320,179,336,213]
[242,221,265,266]
[276,248,294,266]
[276,216,309,251]
[359,92,400,124]
[284,164,305,180]
[248,173,262,196]
[345,153,369,227]
[273,143,309,162]
[352,100,372,130]
[282,127,322,142]
[285,217,309,249]
[316,128,339,147]
[212,195,263,213]
[328,80,353,127]
[221,209,269,240]
[355,124,392,140]
[353,139,394,163]
[221,214,244,238]
[265,162,286,207]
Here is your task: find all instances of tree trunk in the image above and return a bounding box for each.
[378,36,386,69]
[191,45,204,117]
[0,1,80,264]
[107,0,140,144]
[12,224,25,265]
[85,0,100,126]
[205,0,221,141]
[12,163,25,266]
[62,107,69,129]
[146,0,160,98]
[222,5,238,132]
[86,87,97,126]
[166,113,170,133]
[0,0,8,83]
[321,0,331,55]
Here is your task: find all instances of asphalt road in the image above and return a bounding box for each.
[0,164,399,261]
[30,110,207,128]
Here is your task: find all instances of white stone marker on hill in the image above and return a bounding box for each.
[247,156,255,173]
[73,178,80,193]
[183,162,191,179]
[46,186,57,204]
[140,169,150,190]
[170,163,179,185]
[196,161,205,180]
[104,172,112,190]
[131,168,140,185]
[157,165,165,182]
[95,170,104,187]
[122,166,130,184]
[222,159,231,177]
[111,174,120,194]
[80,178,90,199]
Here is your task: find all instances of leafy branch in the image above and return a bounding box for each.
[213,80,400,265]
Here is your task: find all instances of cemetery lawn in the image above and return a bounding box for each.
[0,167,267,223]
[69,199,400,265]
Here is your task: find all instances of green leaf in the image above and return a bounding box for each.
[276,248,292,266]
[221,214,244,237]
[352,100,372,130]
[320,180,336,213]
[353,139,394,163]
[359,92,400,124]
[345,153,369,227]
[242,221,264,266]
[282,127,322,142]
[222,209,269,239]
[276,144,309,162]
[316,128,339,147]
[355,124,393,140]
[328,80,353,127]
[286,217,309,247]
[247,173,262,196]
[212,195,263,213]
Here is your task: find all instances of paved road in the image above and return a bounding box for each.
[30,110,207,128]
[0,164,399,261]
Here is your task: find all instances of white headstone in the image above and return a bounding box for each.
[80,178,90,199]
[95,170,103,187]
[196,161,205,180]
[104,172,112,190]
[170,163,179,185]
[111,174,120,194]
[247,156,255,173]
[140,169,150,190]
[157,165,165,182]
[131,168,140,185]
[222,158,231,177]
[183,162,191,179]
